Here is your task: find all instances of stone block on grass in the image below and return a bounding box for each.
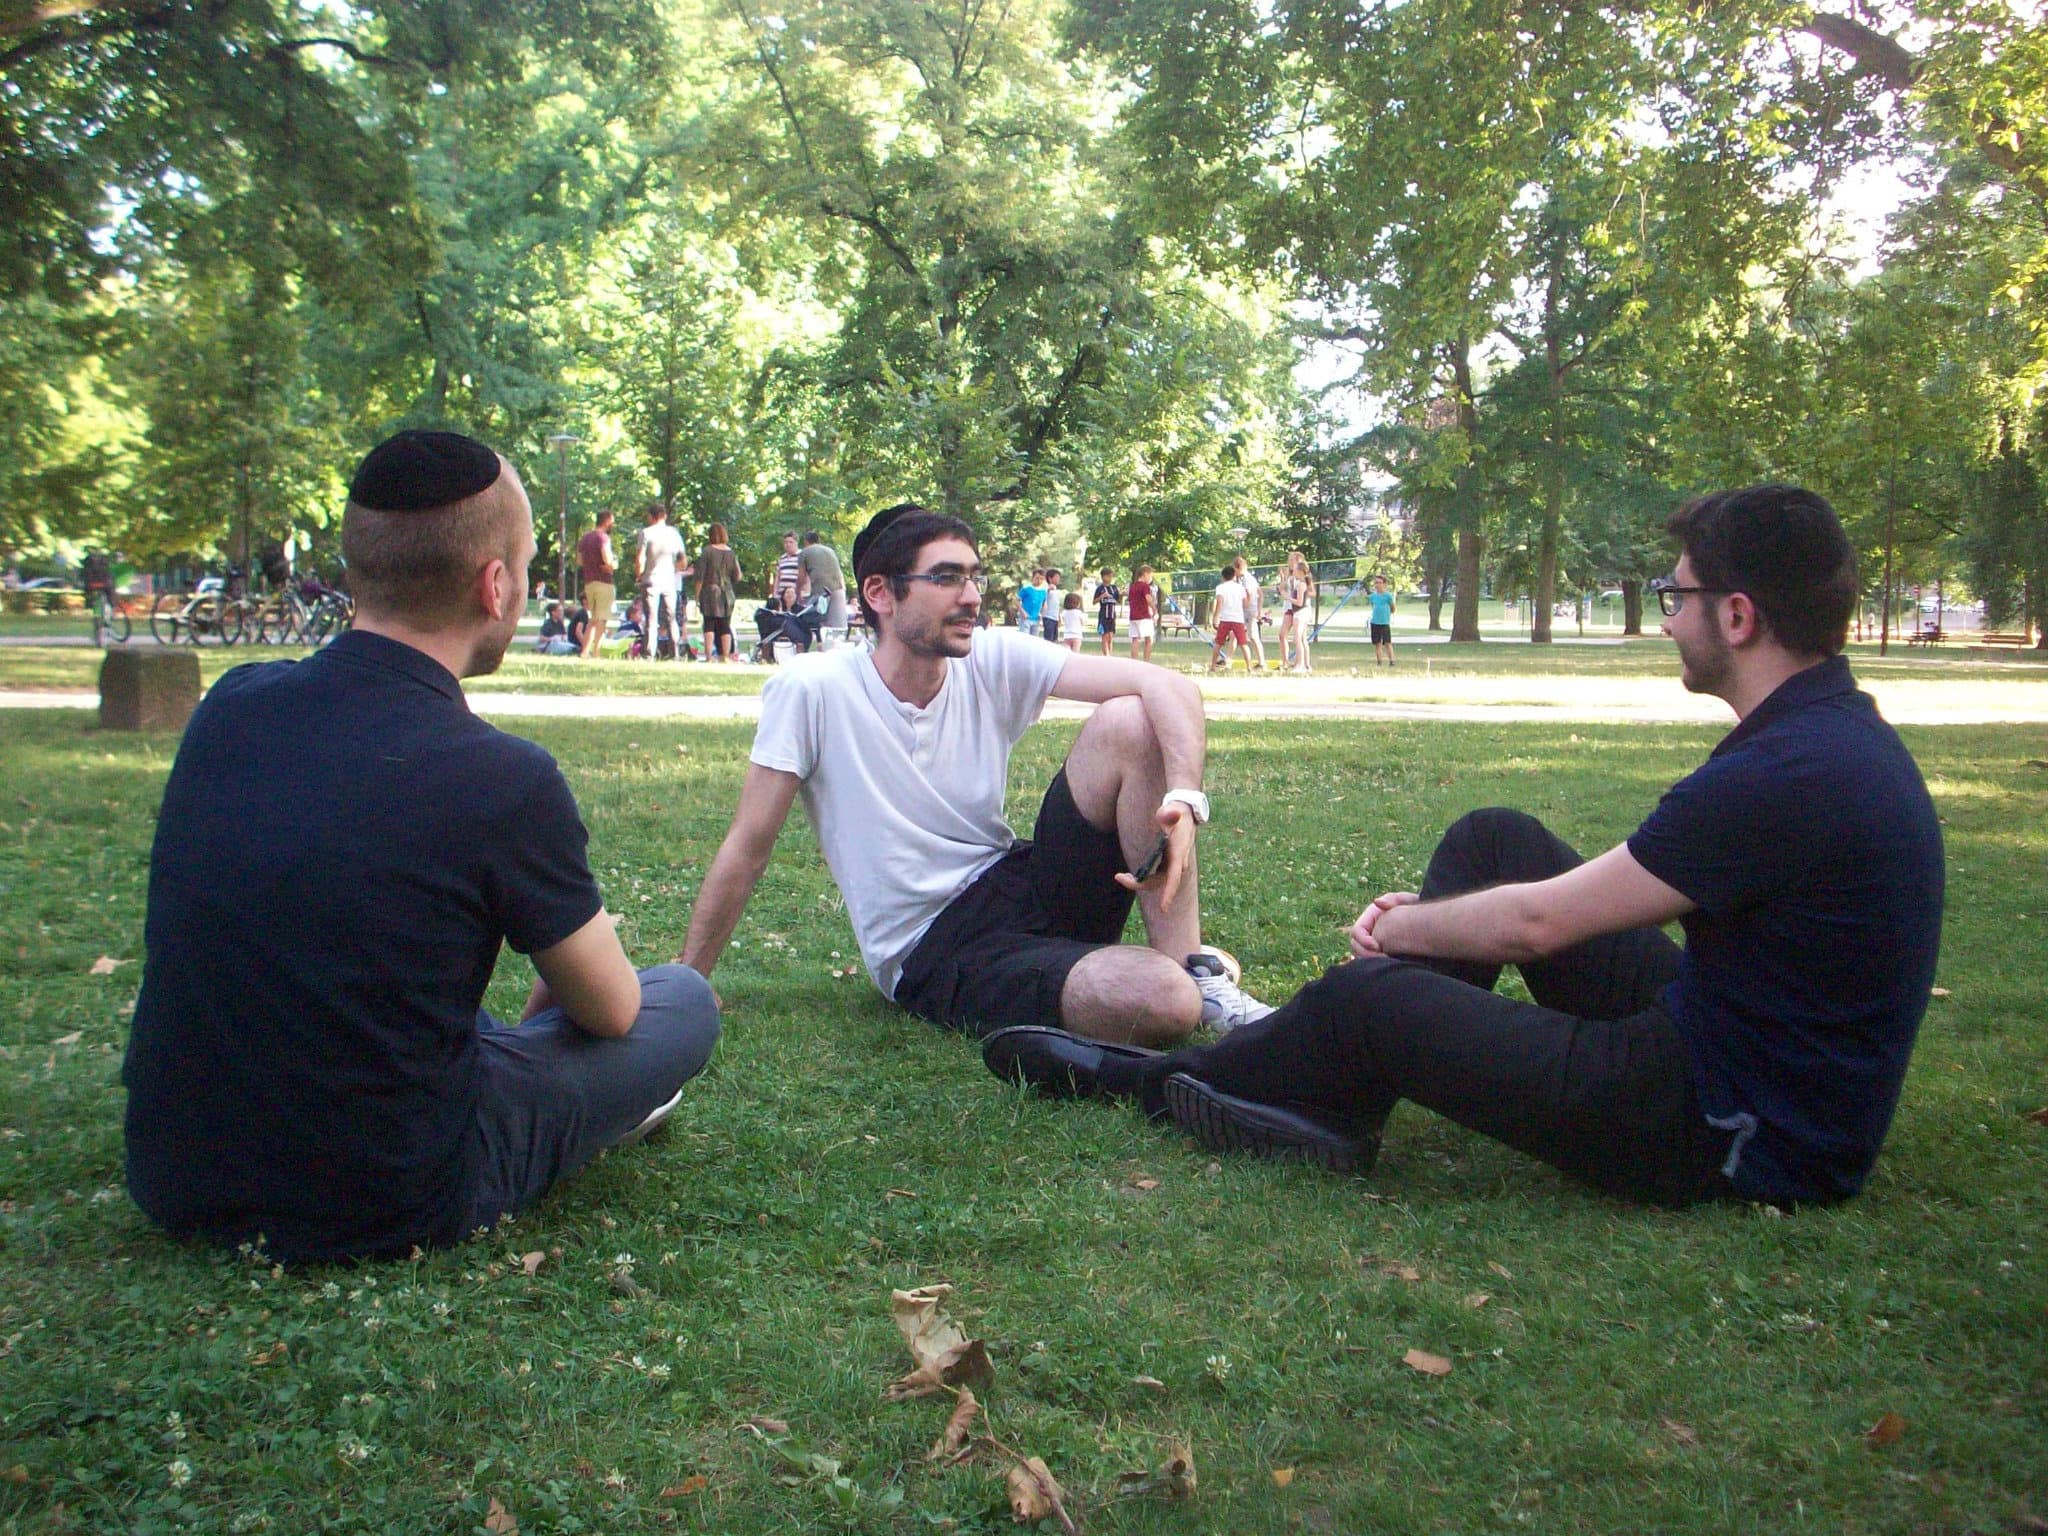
[99,647,201,732]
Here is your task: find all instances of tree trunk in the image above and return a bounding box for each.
[1532,265,1564,644]
[1621,578,1642,636]
[1449,338,1483,644]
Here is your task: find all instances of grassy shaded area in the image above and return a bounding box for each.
[2,710,2045,1534]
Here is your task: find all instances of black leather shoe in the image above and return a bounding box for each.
[982,1026,1156,1101]
[1162,1073,1381,1174]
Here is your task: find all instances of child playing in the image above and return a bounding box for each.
[1057,589,1085,651]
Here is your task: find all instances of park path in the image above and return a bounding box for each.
[5,676,2045,725]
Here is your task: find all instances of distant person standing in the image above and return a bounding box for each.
[1041,569,1064,643]
[1018,569,1048,634]
[1058,589,1086,651]
[1279,551,1315,674]
[1209,564,1252,673]
[1237,557,1270,673]
[1127,565,1157,662]
[1368,575,1397,667]
[799,530,848,645]
[695,523,742,662]
[1094,566,1122,656]
[775,532,804,609]
[637,503,688,661]
[576,509,617,659]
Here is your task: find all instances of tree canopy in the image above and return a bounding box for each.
[1,0,2041,636]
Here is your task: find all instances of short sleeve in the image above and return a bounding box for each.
[1627,750,1795,915]
[496,759,604,955]
[971,629,1067,743]
[751,667,822,778]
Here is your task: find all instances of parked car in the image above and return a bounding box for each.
[19,577,67,591]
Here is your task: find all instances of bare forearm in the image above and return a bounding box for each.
[679,837,772,977]
[1376,885,1547,965]
[1138,672,1206,788]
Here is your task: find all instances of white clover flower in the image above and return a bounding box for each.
[1205,1353,1231,1382]
[337,1437,374,1464]
[167,1459,193,1488]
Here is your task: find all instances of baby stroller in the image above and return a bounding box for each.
[751,593,825,664]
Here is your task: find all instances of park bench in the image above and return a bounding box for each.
[1156,598,1199,638]
[1971,632,2034,651]
[1906,626,1944,646]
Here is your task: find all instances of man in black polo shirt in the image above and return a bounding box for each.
[124,430,721,1264]
[985,484,1945,1207]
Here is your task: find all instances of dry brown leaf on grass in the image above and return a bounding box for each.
[885,1284,995,1399]
[1402,1348,1453,1377]
[1271,1468,1295,1488]
[659,1474,708,1498]
[1005,1457,1077,1532]
[520,1251,546,1276]
[1131,1375,1167,1392]
[52,1032,81,1047]
[926,1389,979,1462]
[1929,986,1951,998]
[745,1415,790,1436]
[1125,1173,1160,1192]
[88,956,124,976]
[247,1341,288,1366]
[2,1466,28,1484]
[2026,1106,2048,1129]
[1488,1261,1513,1281]
[1463,1292,1491,1310]
[1115,1442,1197,1501]
[484,1496,518,1534]
[1659,1418,1699,1446]
[1865,1412,1907,1447]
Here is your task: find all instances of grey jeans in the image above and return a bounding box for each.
[463,964,720,1232]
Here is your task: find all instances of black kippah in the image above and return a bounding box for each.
[852,501,924,581]
[348,429,501,512]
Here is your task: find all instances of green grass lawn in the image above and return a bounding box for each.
[2,709,2045,1534]
[2,633,2042,701]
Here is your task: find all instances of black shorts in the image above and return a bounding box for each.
[703,614,732,641]
[894,769,1135,1037]
[1371,622,1393,645]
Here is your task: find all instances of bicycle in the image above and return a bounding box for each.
[300,580,353,645]
[86,585,132,646]
[255,584,313,644]
[150,586,231,645]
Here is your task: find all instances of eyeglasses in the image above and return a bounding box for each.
[1649,577,1728,617]
[900,567,985,593]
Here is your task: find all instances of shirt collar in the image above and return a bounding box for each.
[1713,654,1856,756]
[321,629,466,707]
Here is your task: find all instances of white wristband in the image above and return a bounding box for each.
[1161,788,1211,825]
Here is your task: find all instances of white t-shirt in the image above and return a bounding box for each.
[1214,577,1247,625]
[748,628,1069,999]
[640,523,685,592]
[1058,607,1084,642]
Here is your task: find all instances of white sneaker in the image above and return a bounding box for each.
[614,1086,685,1148]
[1186,947,1275,1036]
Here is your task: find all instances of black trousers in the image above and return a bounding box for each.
[1148,808,1733,1205]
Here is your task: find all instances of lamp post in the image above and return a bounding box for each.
[546,432,579,603]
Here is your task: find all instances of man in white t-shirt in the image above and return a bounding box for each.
[1208,564,1252,673]
[636,503,688,661]
[680,503,1273,1043]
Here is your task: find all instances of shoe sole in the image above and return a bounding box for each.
[615,1086,686,1148]
[1163,1074,1374,1174]
[982,1026,1155,1100]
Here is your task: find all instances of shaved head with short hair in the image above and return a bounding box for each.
[343,458,530,630]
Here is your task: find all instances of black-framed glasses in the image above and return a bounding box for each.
[900,566,985,593]
[1649,577,1726,617]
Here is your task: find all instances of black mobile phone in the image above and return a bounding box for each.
[1131,833,1171,883]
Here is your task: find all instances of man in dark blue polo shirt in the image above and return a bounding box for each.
[984,484,1944,1206]
[123,431,721,1264]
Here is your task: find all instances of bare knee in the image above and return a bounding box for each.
[1059,946,1199,1046]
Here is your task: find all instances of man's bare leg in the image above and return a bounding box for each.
[1056,696,1204,1044]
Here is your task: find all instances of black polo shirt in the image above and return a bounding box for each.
[1628,656,1944,1204]
[123,631,602,1262]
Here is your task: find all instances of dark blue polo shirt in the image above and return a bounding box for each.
[123,631,602,1262]
[1628,656,1944,1204]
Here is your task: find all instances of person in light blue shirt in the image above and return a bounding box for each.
[1018,568,1048,633]
[1368,575,1396,667]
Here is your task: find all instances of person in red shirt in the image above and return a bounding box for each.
[575,510,616,658]
[1127,564,1157,662]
